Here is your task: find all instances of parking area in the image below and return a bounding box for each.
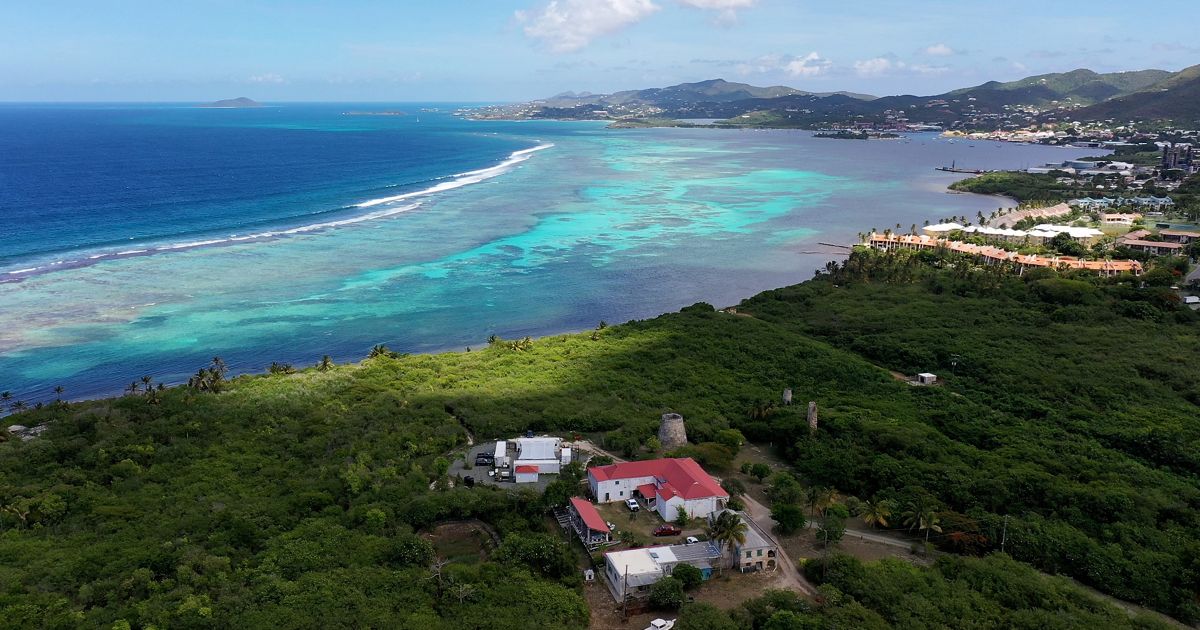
[593,498,708,547]
[447,441,558,492]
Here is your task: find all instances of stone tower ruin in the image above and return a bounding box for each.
[658,413,688,451]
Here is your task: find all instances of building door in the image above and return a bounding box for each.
[604,492,609,501]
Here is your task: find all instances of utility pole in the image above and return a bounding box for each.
[1000,515,1009,553]
[621,563,628,619]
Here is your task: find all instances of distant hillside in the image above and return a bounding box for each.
[1072,64,1200,124]
[535,78,874,109]
[945,68,1172,107]
[200,97,263,108]
[474,67,1196,128]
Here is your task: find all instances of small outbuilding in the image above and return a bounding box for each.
[515,465,539,484]
[916,373,938,385]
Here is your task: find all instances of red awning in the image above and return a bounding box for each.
[637,483,658,499]
[569,497,610,533]
[515,465,538,474]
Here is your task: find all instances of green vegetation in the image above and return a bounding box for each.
[3,246,1198,626]
[949,171,1075,202]
[676,554,1176,629]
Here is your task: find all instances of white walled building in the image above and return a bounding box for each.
[588,458,729,523]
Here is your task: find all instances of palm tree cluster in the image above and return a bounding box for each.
[187,357,228,393]
[487,335,533,352]
[901,499,943,548]
[704,510,749,569]
[125,376,167,404]
[316,355,335,372]
[267,362,296,375]
[367,344,401,360]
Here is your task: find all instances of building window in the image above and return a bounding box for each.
[745,551,751,558]
[757,550,762,557]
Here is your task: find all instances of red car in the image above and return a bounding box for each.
[653,525,682,537]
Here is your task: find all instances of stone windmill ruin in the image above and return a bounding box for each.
[658,413,688,451]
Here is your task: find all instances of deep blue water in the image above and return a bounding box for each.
[0,104,538,266]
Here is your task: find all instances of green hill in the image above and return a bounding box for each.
[2,248,1199,627]
[1073,64,1200,124]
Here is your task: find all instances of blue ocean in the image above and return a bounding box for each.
[0,104,1096,403]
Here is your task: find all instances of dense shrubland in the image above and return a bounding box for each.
[2,247,1197,626]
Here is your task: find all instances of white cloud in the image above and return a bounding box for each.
[784,52,832,77]
[516,0,660,53]
[676,0,756,23]
[248,73,285,84]
[734,52,831,78]
[853,57,894,77]
[924,43,954,56]
[675,0,755,7]
[853,57,947,78]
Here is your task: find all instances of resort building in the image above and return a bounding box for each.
[867,233,1143,276]
[1121,240,1185,256]
[1160,230,1200,245]
[1101,213,1142,225]
[921,222,1104,247]
[603,543,722,601]
[588,458,729,522]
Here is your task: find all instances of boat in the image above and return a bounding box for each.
[645,620,675,630]
[934,160,985,175]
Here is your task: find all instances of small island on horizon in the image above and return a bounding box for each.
[199,96,263,108]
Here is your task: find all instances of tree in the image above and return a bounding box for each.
[771,504,806,535]
[806,486,838,518]
[649,576,685,610]
[903,502,943,547]
[816,511,847,549]
[674,510,691,529]
[705,510,749,568]
[859,499,894,529]
[368,344,394,359]
[768,472,804,504]
[672,562,703,590]
[317,355,334,372]
[751,463,775,484]
[715,428,745,452]
[1049,232,1086,257]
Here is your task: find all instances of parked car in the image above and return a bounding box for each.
[463,476,474,488]
[474,454,494,466]
[625,498,640,512]
[653,525,682,537]
[685,536,700,545]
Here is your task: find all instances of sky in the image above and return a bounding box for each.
[2,0,1198,102]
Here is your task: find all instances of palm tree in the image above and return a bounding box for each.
[317,355,334,372]
[10,400,27,413]
[141,375,153,390]
[806,486,838,518]
[126,381,140,396]
[704,511,748,569]
[859,499,894,529]
[368,344,392,359]
[902,502,943,546]
[53,386,64,401]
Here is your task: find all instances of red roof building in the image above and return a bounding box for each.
[569,497,610,533]
[515,465,539,474]
[588,458,729,522]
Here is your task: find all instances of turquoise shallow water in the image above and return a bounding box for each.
[0,109,1097,403]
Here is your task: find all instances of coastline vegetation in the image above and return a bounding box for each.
[2,247,1199,626]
